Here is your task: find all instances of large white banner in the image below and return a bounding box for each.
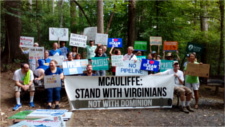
[83,27,97,40]
[49,27,69,41]
[29,47,44,60]
[20,36,34,47]
[95,33,108,45]
[116,61,148,76]
[69,33,87,48]
[64,75,175,110]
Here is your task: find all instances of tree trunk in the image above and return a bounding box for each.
[28,0,32,10]
[1,0,22,64]
[200,0,208,31]
[52,0,55,13]
[218,0,224,75]
[97,0,104,33]
[70,0,77,33]
[36,0,41,44]
[58,0,64,27]
[127,0,136,47]
[105,4,116,34]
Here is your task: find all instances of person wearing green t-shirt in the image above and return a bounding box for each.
[86,40,97,60]
[184,53,200,109]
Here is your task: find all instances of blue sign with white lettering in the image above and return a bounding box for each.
[107,38,123,48]
[140,59,159,72]
[62,59,88,75]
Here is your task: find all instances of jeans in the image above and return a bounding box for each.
[96,70,106,76]
[46,87,61,103]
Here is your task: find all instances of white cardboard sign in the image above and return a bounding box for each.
[69,33,87,47]
[111,55,124,67]
[83,27,97,40]
[44,75,61,89]
[49,27,69,41]
[29,47,44,60]
[20,36,34,47]
[95,33,108,45]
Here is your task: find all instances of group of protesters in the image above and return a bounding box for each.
[13,40,201,113]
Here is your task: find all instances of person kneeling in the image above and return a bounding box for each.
[154,62,194,113]
[12,63,35,111]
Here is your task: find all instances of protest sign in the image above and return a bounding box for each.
[160,60,174,72]
[134,41,147,51]
[111,55,124,67]
[137,56,146,61]
[140,59,159,72]
[62,59,89,75]
[44,75,61,89]
[91,57,109,70]
[186,42,204,54]
[83,27,97,40]
[49,55,64,66]
[163,41,178,51]
[29,47,44,60]
[64,74,175,110]
[20,36,34,47]
[185,63,210,78]
[49,27,69,41]
[10,116,65,127]
[95,33,108,45]
[69,33,87,47]
[116,61,148,76]
[150,36,162,45]
[107,38,123,48]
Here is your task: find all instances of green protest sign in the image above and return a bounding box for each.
[137,56,146,61]
[91,57,109,70]
[186,42,204,54]
[134,41,147,51]
[160,60,174,72]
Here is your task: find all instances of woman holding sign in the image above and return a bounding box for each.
[184,53,200,109]
[45,60,64,109]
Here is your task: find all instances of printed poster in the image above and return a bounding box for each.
[20,36,34,47]
[44,75,61,89]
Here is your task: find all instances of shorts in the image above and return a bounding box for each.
[174,86,192,96]
[185,83,200,90]
[15,84,35,92]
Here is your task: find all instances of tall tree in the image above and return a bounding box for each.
[58,0,64,27]
[97,0,104,33]
[218,0,224,75]
[127,0,136,46]
[200,0,209,31]
[70,0,76,33]
[2,0,22,63]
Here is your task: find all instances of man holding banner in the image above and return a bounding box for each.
[155,62,194,113]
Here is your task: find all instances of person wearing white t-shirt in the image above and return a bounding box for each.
[123,46,137,61]
[155,62,194,113]
[12,63,35,111]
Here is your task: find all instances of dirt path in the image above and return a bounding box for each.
[0,71,224,126]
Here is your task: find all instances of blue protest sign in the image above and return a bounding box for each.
[140,59,159,72]
[62,59,88,75]
[107,38,123,48]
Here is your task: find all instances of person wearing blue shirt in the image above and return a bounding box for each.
[39,60,64,109]
[59,41,70,57]
[34,50,51,86]
[49,42,62,56]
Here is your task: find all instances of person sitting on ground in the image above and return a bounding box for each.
[34,50,51,86]
[94,47,107,76]
[71,46,78,59]
[109,46,122,76]
[154,62,194,113]
[64,52,74,61]
[81,64,97,76]
[123,46,137,61]
[38,60,64,109]
[12,63,35,111]
[49,42,62,56]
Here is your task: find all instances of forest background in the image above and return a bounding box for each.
[0,0,224,77]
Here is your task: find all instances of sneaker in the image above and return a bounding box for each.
[47,105,51,109]
[180,106,189,113]
[55,105,60,109]
[187,106,194,112]
[29,102,35,108]
[13,104,22,111]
